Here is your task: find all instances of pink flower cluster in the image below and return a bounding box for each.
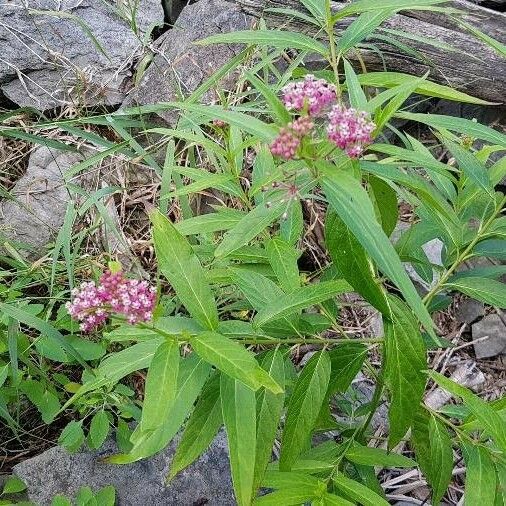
[269,116,314,160]
[327,105,375,158]
[66,271,156,332]
[282,74,337,116]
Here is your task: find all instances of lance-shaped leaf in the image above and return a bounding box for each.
[325,211,390,316]
[321,166,438,342]
[430,371,506,451]
[221,375,257,506]
[191,332,283,394]
[333,474,389,506]
[169,372,222,479]
[254,280,350,327]
[266,237,300,293]
[107,355,211,463]
[139,340,180,432]
[462,443,497,506]
[215,201,285,258]
[280,351,331,470]
[444,277,506,308]
[151,210,219,330]
[428,414,453,504]
[254,350,285,493]
[385,297,427,447]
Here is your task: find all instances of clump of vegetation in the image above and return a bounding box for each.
[1,0,505,504]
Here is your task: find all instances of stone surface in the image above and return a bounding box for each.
[122,0,252,125]
[0,146,83,259]
[455,299,485,324]
[0,0,163,109]
[472,314,506,359]
[14,432,234,506]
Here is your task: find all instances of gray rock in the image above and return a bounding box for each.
[0,0,163,109]
[455,299,485,324]
[123,0,252,125]
[472,314,506,358]
[0,146,83,259]
[14,432,234,506]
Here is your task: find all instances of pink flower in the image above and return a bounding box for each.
[269,117,315,160]
[66,271,156,333]
[282,75,337,116]
[327,105,375,158]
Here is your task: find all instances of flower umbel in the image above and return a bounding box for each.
[327,105,375,158]
[270,116,314,160]
[282,74,337,116]
[66,271,156,332]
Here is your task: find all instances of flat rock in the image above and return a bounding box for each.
[122,0,252,125]
[472,314,506,358]
[455,299,485,324]
[0,146,83,259]
[14,432,234,506]
[0,0,163,109]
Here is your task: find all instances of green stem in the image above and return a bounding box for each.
[356,343,386,440]
[325,2,342,99]
[423,195,506,306]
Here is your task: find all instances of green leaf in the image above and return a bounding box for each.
[385,297,427,447]
[328,343,368,393]
[20,379,60,424]
[395,112,506,147]
[2,476,27,494]
[300,0,326,23]
[108,355,211,463]
[169,373,222,479]
[462,443,497,506]
[343,59,367,110]
[94,486,116,506]
[430,372,506,451]
[473,239,506,260]
[0,303,89,369]
[221,375,257,506]
[495,462,506,506]
[375,73,427,132]
[338,10,392,53]
[280,200,303,245]
[335,0,447,19]
[368,175,398,237]
[51,495,72,506]
[254,350,286,493]
[322,492,356,506]
[428,414,453,504]
[140,340,180,432]
[266,238,300,293]
[345,445,416,468]
[358,72,493,105]
[444,138,493,197]
[321,168,437,340]
[280,351,331,470]
[254,487,318,505]
[197,30,327,55]
[325,211,390,315]
[88,410,110,450]
[254,280,350,327]
[151,210,219,330]
[445,277,506,308]
[246,72,291,125]
[191,332,283,394]
[453,18,506,58]
[58,420,85,453]
[333,473,389,506]
[215,202,285,258]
